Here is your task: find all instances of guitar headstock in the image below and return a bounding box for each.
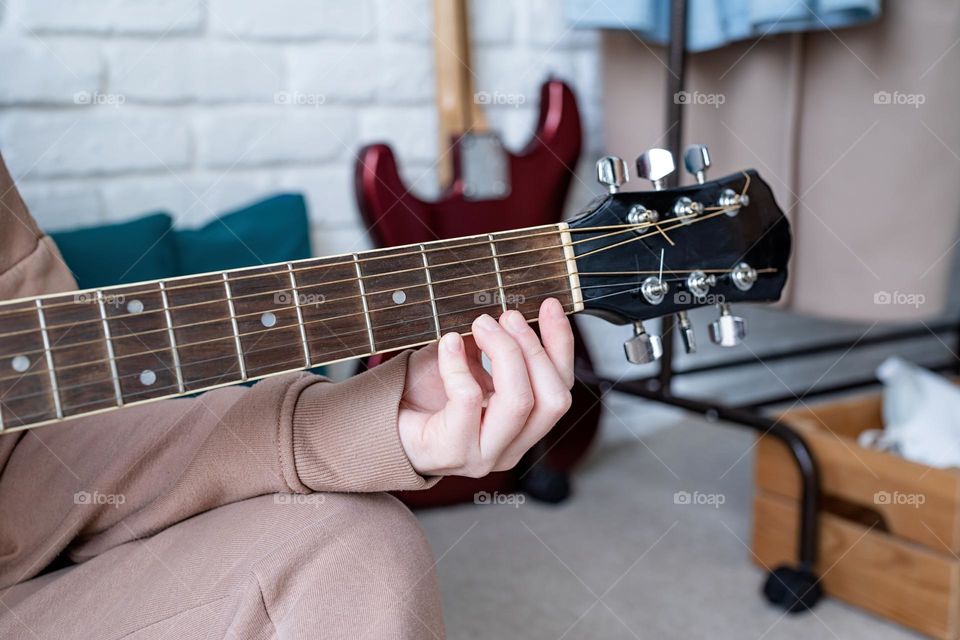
[570,146,791,363]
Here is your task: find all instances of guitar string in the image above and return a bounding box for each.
[0,257,777,414]
[0,274,708,415]
[0,209,728,344]
[0,208,757,385]
[0,221,661,334]
[0,222,649,322]
[0,184,763,415]
[1,284,604,413]
[0,170,752,322]
[0,254,773,391]
[0,257,781,409]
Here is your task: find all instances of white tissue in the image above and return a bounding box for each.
[860,357,960,468]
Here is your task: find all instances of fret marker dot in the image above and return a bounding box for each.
[11,355,29,373]
[139,369,157,386]
[260,312,277,328]
[127,299,144,314]
[392,290,406,305]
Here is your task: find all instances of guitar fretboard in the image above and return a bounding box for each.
[0,224,581,432]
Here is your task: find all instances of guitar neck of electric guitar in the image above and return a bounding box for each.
[0,224,580,433]
[433,0,487,185]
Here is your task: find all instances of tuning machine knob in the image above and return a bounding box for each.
[718,188,750,216]
[636,149,675,191]
[683,144,711,184]
[686,270,717,298]
[641,276,668,305]
[624,322,663,364]
[709,303,746,347]
[731,262,758,291]
[597,156,629,194]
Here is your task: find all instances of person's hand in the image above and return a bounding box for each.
[397,298,575,478]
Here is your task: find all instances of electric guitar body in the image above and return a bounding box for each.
[354,0,598,506]
[355,79,581,245]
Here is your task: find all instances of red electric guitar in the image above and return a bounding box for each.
[354,0,599,506]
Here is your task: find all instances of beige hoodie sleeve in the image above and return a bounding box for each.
[0,153,436,589]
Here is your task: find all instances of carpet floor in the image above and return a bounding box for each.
[417,395,922,640]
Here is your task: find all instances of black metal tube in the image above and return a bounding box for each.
[664,0,688,168]
[735,359,958,409]
[657,0,688,394]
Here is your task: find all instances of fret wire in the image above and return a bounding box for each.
[1,296,584,414]
[420,244,441,339]
[353,253,376,352]
[287,263,311,368]
[0,211,753,386]
[0,209,734,325]
[222,273,247,381]
[0,220,669,338]
[0,277,584,396]
[8,254,750,362]
[7,223,569,312]
[35,299,63,419]
[3,252,756,387]
[9,265,748,407]
[487,234,508,313]
[97,290,124,406]
[0,220,636,329]
[158,281,186,393]
[0,253,678,360]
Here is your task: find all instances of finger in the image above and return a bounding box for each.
[463,336,494,394]
[435,332,484,454]
[471,314,533,463]
[538,298,576,389]
[494,310,572,470]
[404,343,447,411]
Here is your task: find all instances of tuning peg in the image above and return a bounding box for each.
[624,321,663,364]
[676,311,696,353]
[596,156,629,194]
[684,144,711,184]
[635,149,675,191]
[708,303,746,347]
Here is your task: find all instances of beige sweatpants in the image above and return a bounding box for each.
[0,493,445,639]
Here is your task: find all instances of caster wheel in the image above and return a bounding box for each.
[518,462,571,504]
[763,565,823,613]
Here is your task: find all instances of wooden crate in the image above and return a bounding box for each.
[752,391,960,639]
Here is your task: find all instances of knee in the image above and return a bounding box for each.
[254,492,444,639]
[324,493,437,593]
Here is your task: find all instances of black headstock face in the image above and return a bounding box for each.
[569,169,791,325]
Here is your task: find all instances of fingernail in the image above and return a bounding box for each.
[441,332,462,353]
[474,314,498,332]
[544,298,562,317]
[504,310,527,332]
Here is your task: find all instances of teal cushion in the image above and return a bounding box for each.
[50,194,322,376]
[174,194,312,273]
[50,212,177,290]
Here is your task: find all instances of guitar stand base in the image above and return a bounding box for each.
[517,457,572,504]
[763,565,824,613]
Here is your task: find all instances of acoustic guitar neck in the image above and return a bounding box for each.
[0,224,580,433]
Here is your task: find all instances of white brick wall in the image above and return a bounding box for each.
[0,0,603,259]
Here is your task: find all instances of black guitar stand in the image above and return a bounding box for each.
[586,0,960,613]
[589,0,831,612]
